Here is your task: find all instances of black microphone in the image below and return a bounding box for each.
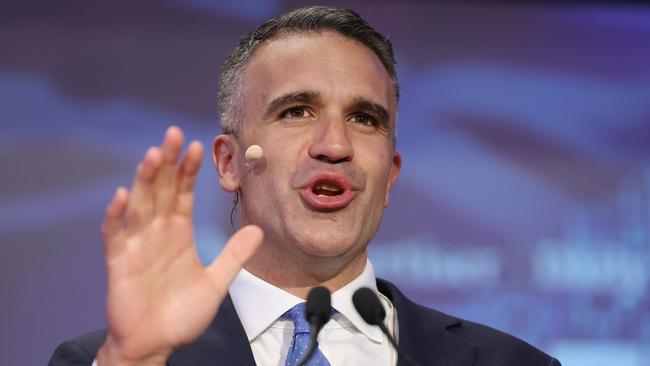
[298,286,332,366]
[352,287,422,366]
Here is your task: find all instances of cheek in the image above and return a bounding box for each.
[375,161,397,204]
[256,147,300,195]
[365,145,393,180]
[362,163,393,205]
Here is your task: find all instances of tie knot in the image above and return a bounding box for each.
[282,303,338,335]
[282,302,311,334]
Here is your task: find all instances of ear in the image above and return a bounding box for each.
[213,134,242,193]
[384,151,402,207]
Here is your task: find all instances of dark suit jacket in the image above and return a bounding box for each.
[49,279,560,365]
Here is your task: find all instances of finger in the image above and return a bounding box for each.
[125,147,162,235]
[154,126,184,215]
[207,225,264,295]
[102,187,128,259]
[175,140,204,217]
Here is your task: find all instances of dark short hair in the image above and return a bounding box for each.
[217,5,399,137]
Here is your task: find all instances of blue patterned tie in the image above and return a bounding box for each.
[282,302,332,366]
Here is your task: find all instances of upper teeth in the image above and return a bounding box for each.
[317,183,339,192]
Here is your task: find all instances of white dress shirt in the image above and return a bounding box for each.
[230,259,398,366]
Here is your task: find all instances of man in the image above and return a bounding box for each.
[50,6,560,366]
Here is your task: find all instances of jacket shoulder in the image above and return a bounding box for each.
[49,330,107,366]
[377,278,560,366]
[446,318,560,366]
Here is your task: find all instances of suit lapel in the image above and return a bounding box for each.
[167,295,256,366]
[377,279,477,366]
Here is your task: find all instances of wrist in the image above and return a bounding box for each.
[97,336,172,366]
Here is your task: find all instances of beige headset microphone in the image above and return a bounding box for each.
[244,144,263,165]
[230,144,264,228]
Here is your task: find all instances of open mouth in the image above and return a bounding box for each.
[299,173,356,211]
[312,181,344,197]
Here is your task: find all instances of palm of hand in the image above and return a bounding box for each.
[106,217,208,357]
[98,127,262,365]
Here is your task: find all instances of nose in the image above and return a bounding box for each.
[308,116,354,164]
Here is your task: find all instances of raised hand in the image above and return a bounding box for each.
[96,126,263,366]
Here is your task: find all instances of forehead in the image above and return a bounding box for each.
[241,31,396,119]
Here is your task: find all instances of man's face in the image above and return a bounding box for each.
[236,32,401,261]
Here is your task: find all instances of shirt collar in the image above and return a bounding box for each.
[229,259,385,343]
[330,260,385,343]
[229,267,304,342]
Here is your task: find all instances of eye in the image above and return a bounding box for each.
[350,113,378,127]
[282,106,310,119]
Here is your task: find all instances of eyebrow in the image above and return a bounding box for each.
[350,96,390,130]
[263,90,321,119]
[262,90,391,130]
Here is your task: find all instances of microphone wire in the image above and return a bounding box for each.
[229,165,254,230]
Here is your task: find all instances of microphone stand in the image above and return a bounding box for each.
[296,286,331,366]
[353,287,422,366]
[297,323,321,366]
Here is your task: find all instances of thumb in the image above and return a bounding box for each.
[206,225,264,294]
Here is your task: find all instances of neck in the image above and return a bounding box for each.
[244,244,368,299]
